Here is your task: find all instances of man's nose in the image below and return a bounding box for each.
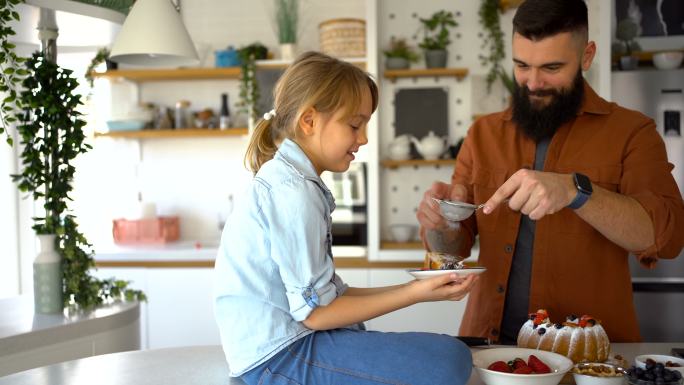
[526,69,544,92]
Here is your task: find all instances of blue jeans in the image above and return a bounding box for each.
[240,328,472,385]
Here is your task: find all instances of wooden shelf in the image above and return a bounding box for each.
[380,241,424,250]
[381,158,457,169]
[383,68,468,82]
[94,128,248,139]
[500,0,525,11]
[92,59,367,82]
[92,68,242,82]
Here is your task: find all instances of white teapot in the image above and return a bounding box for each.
[387,134,412,160]
[411,131,447,160]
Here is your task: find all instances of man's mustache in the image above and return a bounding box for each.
[524,88,558,97]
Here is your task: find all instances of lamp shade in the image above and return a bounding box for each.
[109,0,199,67]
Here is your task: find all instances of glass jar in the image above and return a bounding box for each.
[175,100,191,129]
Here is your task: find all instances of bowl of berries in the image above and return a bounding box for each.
[472,347,573,385]
[634,355,684,377]
[628,356,684,385]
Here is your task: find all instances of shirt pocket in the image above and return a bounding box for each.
[553,164,623,235]
[470,167,508,233]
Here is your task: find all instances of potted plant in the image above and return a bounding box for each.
[238,42,268,126]
[418,10,458,68]
[274,0,298,60]
[12,51,146,312]
[615,18,641,71]
[383,37,419,70]
[478,0,514,94]
[85,47,117,88]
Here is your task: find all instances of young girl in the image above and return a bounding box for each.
[214,51,477,385]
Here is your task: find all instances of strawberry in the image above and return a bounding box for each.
[513,366,534,374]
[528,354,552,374]
[512,358,528,370]
[487,361,512,373]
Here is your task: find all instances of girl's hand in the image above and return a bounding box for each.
[408,273,479,303]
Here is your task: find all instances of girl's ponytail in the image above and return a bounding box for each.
[244,118,277,174]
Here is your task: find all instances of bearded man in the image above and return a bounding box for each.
[416,0,684,344]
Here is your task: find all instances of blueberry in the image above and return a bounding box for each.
[537,327,546,335]
[554,323,563,329]
[674,371,682,380]
[529,314,536,320]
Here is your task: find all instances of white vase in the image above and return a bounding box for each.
[33,234,63,314]
[280,43,297,61]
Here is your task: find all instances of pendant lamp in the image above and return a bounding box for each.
[109,0,198,67]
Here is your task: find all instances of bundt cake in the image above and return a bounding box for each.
[517,309,610,363]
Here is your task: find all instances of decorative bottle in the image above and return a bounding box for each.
[33,234,63,314]
[219,93,231,129]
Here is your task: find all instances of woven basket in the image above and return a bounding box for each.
[319,18,366,58]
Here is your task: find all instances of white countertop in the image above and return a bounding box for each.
[1,343,682,385]
[0,296,140,357]
[93,241,367,261]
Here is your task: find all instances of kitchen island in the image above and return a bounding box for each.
[0,296,140,377]
[0,343,681,384]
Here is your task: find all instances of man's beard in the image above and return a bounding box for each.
[511,69,585,142]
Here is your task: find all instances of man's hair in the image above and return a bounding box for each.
[513,0,588,41]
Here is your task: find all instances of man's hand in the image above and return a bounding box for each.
[483,169,576,220]
[417,181,468,230]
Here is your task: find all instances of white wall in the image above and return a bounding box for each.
[69,0,367,249]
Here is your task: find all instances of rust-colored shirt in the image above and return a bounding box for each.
[451,82,684,342]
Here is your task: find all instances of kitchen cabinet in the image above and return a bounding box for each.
[92,265,465,349]
[93,267,220,350]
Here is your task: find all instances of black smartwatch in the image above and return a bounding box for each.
[568,173,592,209]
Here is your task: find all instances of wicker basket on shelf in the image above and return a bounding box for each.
[319,18,366,58]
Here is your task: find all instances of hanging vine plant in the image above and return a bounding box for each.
[12,52,146,309]
[0,0,27,146]
[478,0,514,94]
[237,42,268,123]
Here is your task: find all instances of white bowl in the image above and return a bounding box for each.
[473,347,574,385]
[635,354,684,376]
[653,51,684,70]
[572,363,627,385]
[389,224,416,243]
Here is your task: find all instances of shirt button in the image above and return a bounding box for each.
[497,285,505,294]
[491,328,499,337]
[504,244,513,253]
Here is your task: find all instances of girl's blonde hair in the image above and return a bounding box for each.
[244,51,378,174]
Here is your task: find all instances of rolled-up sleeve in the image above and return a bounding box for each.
[622,120,684,266]
[264,178,338,321]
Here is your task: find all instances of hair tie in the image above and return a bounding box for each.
[263,109,276,121]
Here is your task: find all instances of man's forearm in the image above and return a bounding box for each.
[575,185,654,252]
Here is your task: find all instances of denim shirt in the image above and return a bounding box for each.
[214,139,349,376]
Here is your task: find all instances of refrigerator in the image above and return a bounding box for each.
[612,68,684,342]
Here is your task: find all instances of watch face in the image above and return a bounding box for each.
[575,173,593,194]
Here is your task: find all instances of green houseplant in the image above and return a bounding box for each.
[274,0,298,60]
[238,42,268,124]
[85,47,117,88]
[0,0,27,146]
[12,51,146,310]
[383,37,419,69]
[418,10,458,68]
[478,0,514,94]
[615,18,641,70]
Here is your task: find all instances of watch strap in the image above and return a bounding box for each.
[568,173,592,210]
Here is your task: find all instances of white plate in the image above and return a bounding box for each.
[407,267,486,280]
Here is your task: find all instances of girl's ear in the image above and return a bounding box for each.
[298,107,316,136]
